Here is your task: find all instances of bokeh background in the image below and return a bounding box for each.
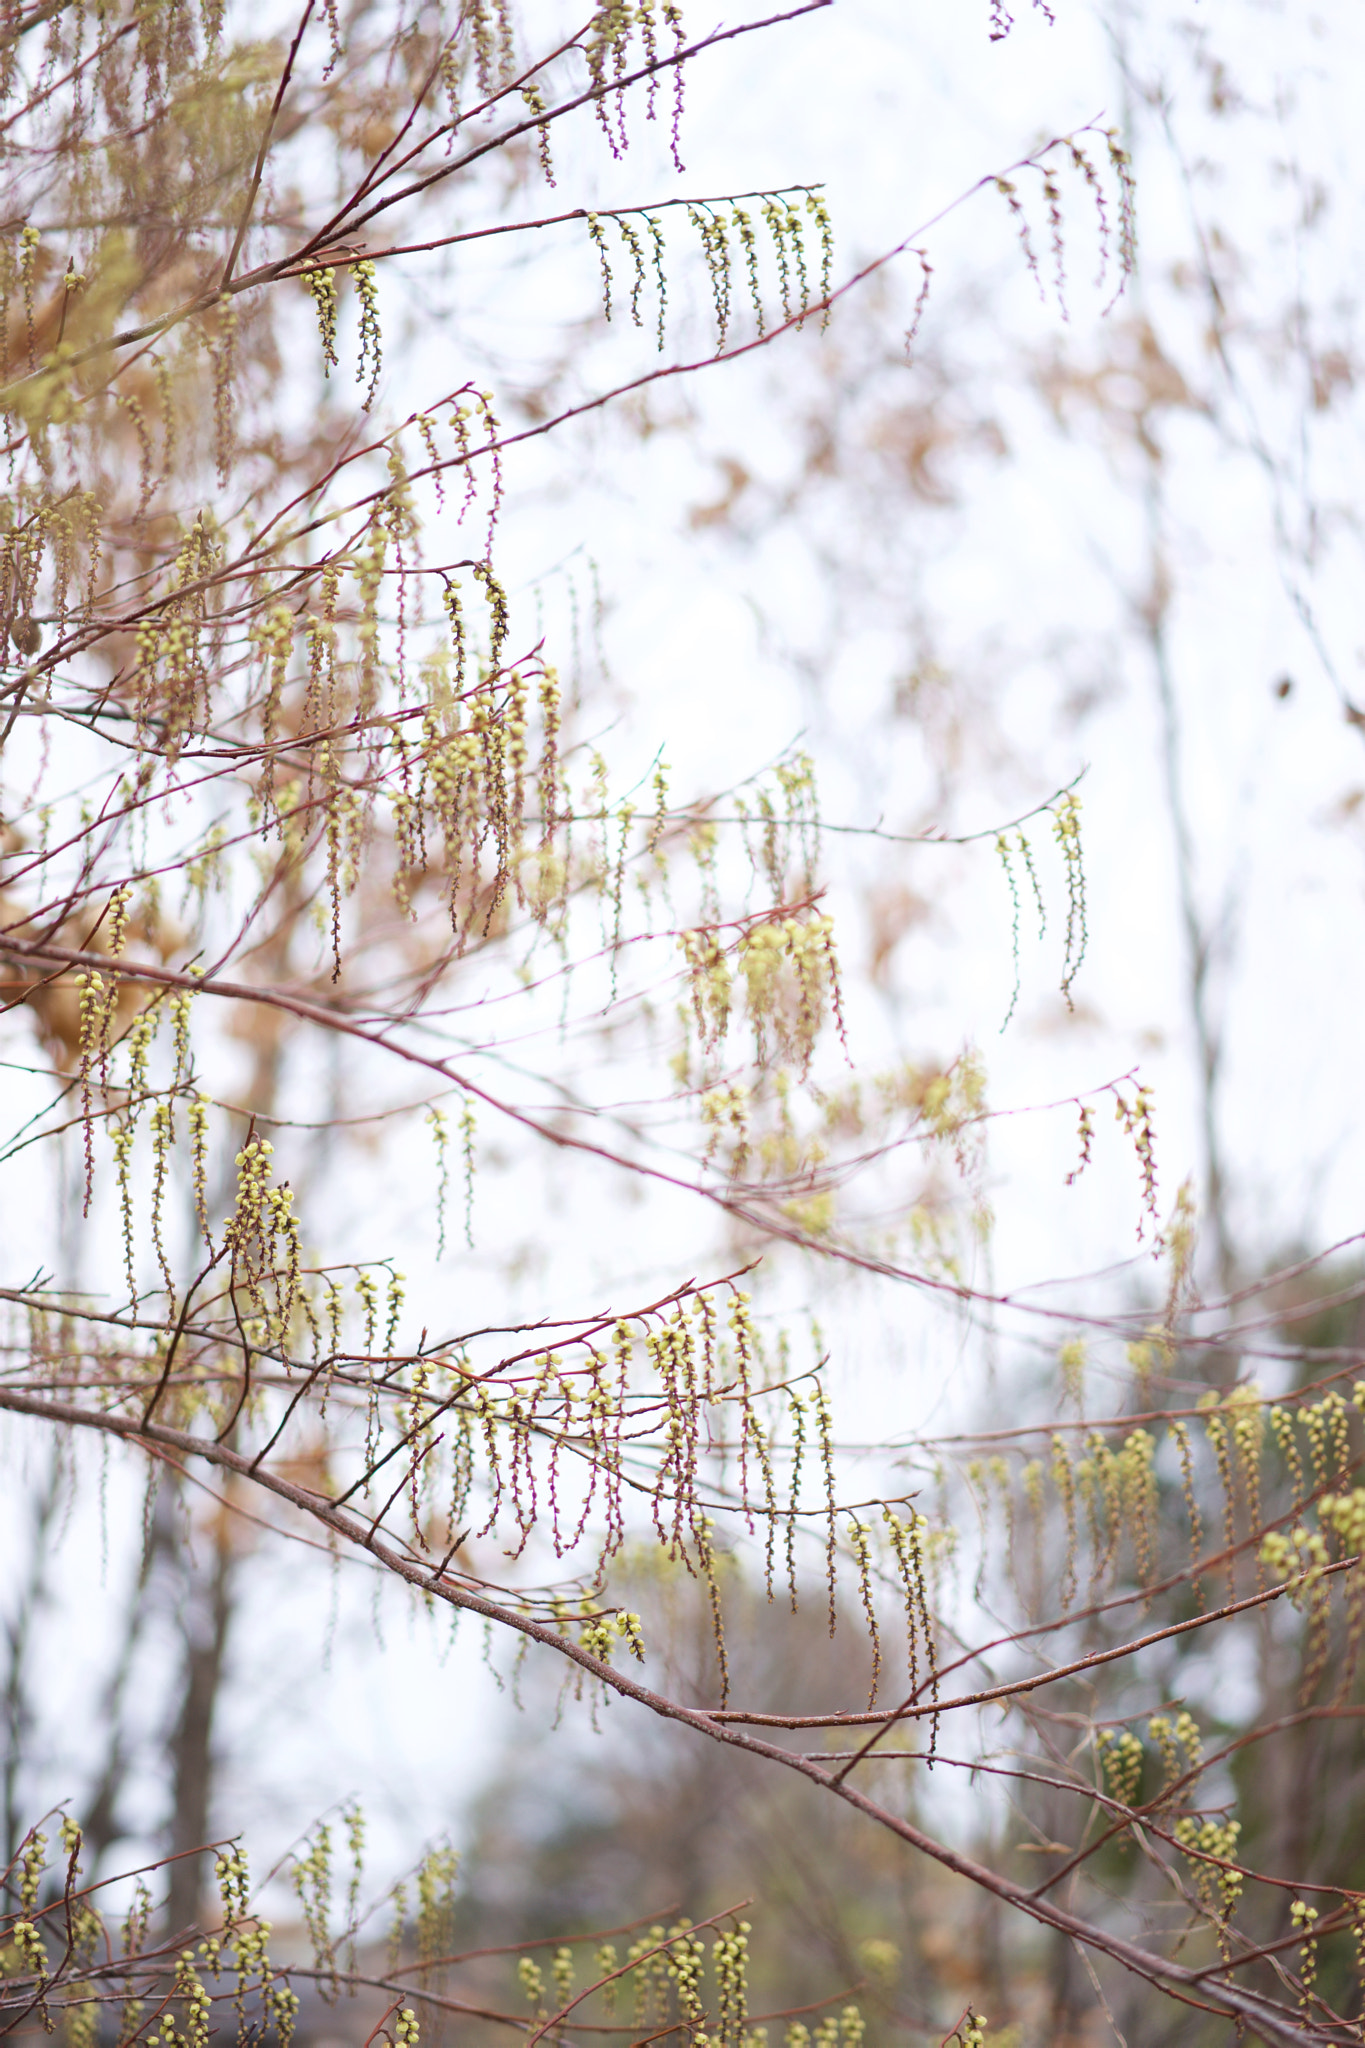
[5,0,1365,2037]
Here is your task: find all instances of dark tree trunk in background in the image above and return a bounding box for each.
[166,1531,234,1934]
